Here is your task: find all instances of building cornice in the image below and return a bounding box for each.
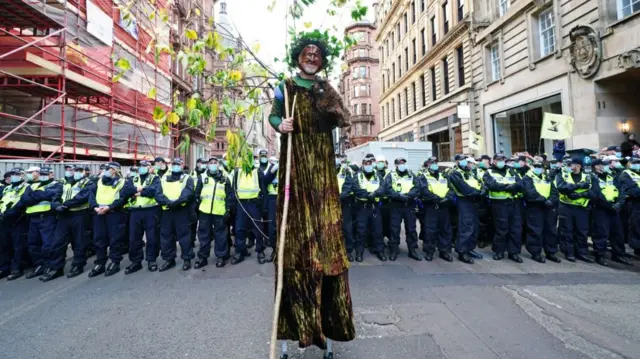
[345,22,376,33]
[347,56,380,66]
[380,20,469,102]
[375,0,405,42]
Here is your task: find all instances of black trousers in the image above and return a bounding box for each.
[524,203,558,257]
[491,199,523,255]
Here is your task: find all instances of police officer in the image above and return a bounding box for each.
[263,158,280,263]
[385,157,422,261]
[336,155,355,261]
[420,157,454,262]
[376,156,391,248]
[0,168,30,280]
[153,157,169,178]
[231,161,265,264]
[88,162,135,277]
[256,150,270,250]
[13,166,62,279]
[522,161,561,263]
[124,160,162,274]
[189,158,207,248]
[590,158,631,266]
[556,157,593,262]
[353,158,386,262]
[483,154,523,263]
[619,157,640,257]
[62,165,74,184]
[475,155,494,249]
[449,155,485,264]
[156,158,195,271]
[195,157,233,268]
[41,165,94,281]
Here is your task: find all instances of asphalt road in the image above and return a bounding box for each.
[1,243,639,359]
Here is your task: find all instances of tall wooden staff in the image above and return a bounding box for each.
[269,85,296,359]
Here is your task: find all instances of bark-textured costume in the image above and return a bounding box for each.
[270,76,355,349]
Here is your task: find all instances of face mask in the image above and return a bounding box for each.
[208,164,218,172]
[469,165,476,170]
[376,163,385,170]
[260,157,268,164]
[154,165,162,171]
[198,163,205,170]
[138,167,148,175]
[633,164,640,171]
[603,166,611,173]
[562,166,571,172]
[73,172,84,180]
[254,161,260,168]
[171,165,182,173]
[533,168,543,175]
[496,161,505,169]
[398,164,407,172]
[26,173,35,182]
[429,163,438,171]
[614,162,623,169]
[513,162,521,169]
[223,160,229,167]
[364,165,373,173]
[479,162,487,169]
[11,175,21,183]
[616,152,622,158]
[65,171,72,178]
[550,164,557,169]
[459,160,468,168]
[335,159,342,166]
[103,171,113,178]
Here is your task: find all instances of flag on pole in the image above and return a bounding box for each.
[468,132,484,151]
[540,113,574,140]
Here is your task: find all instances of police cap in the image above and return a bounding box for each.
[40,167,52,175]
[154,156,166,163]
[172,157,185,165]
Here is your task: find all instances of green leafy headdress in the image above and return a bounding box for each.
[287,29,347,75]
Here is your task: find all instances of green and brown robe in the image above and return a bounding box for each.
[269,75,356,349]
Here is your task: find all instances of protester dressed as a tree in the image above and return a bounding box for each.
[269,33,355,358]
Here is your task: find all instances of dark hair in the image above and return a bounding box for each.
[289,38,329,71]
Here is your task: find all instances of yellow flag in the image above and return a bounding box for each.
[468,132,484,151]
[541,113,574,140]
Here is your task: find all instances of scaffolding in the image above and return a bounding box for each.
[0,0,174,165]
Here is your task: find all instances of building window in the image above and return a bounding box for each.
[411,1,416,23]
[397,23,401,42]
[420,74,426,106]
[391,98,395,122]
[369,104,372,115]
[404,88,409,116]
[443,1,450,35]
[457,0,464,21]
[398,55,402,77]
[404,12,408,33]
[411,82,416,112]
[421,0,425,12]
[397,94,401,119]
[362,103,368,114]
[381,105,385,127]
[490,43,501,82]
[618,0,640,19]
[392,63,396,82]
[442,58,450,95]
[538,8,556,57]
[354,86,359,97]
[456,46,465,86]
[421,28,426,55]
[430,66,437,101]
[430,16,437,46]
[358,48,367,58]
[404,47,409,70]
[361,85,368,96]
[359,66,367,78]
[353,104,359,115]
[382,74,386,92]
[499,0,510,17]
[391,32,394,48]
[412,38,417,64]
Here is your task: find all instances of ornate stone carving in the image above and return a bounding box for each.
[617,49,640,69]
[568,25,602,79]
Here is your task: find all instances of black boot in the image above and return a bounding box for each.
[575,254,594,263]
[611,255,632,266]
[0,270,9,280]
[266,250,275,263]
[423,252,434,261]
[458,252,474,264]
[493,252,505,261]
[279,354,288,359]
[105,262,120,276]
[182,259,191,270]
[439,251,453,262]
[323,352,334,359]
[7,270,23,281]
[565,254,576,262]
[469,250,483,259]
[376,251,387,262]
[532,254,546,263]
[347,251,354,262]
[40,268,64,282]
[408,248,423,261]
[355,251,364,262]
[257,252,267,264]
[88,264,105,278]
[148,261,158,272]
[159,259,176,272]
[194,258,208,269]
[594,255,607,267]
[508,253,523,263]
[124,262,143,275]
[67,266,84,278]
[25,265,44,279]
[231,252,245,265]
[388,247,399,261]
[546,253,561,263]
[216,258,227,268]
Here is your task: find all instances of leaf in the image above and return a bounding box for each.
[195,8,201,16]
[167,111,180,125]
[210,100,219,119]
[229,70,243,82]
[251,42,261,53]
[114,58,131,71]
[188,108,203,126]
[186,97,197,110]
[148,12,155,21]
[304,22,312,29]
[160,122,170,136]
[147,87,157,99]
[152,106,166,124]
[185,29,198,40]
[112,72,123,83]
[205,32,215,48]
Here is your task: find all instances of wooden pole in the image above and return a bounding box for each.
[269,86,296,359]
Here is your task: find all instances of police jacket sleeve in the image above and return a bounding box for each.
[482,171,510,192]
[384,174,401,200]
[407,175,420,199]
[522,176,544,202]
[555,173,578,194]
[30,181,63,203]
[194,175,204,200]
[373,173,389,198]
[449,171,481,197]
[340,172,352,201]
[8,186,33,214]
[549,180,559,206]
[224,178,234,212]
[64,182,94,208]
[620,172,640,198]
[110,179,136,210]
[174,177,194,206]
[352,174,368,200]
[140,176,161,198]
[88,184,98,209]
[419,176,441,203]
[589,177,611,209]
[263,166,277,185]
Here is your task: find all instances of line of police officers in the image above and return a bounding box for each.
[1,149,639,282]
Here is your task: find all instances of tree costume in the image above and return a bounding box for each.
[268,36,355,351]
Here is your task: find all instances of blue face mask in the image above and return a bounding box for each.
[103,171,113,178]
[616,152,622,158]
[633,164,640,171]
[10,175,21,183]
[398,164,407,172]
[364,165,373,173]
[260,157,268,164]
[208,164,218,172]
[563,166,571,172]
[513,162,522,169]
[603,166,611,173]
[65,171,72,178]
[533,168,543,175]
[614,162,623,169]
[496,161,505,169]
[376,162,385,170]
[171,165,182,173]
[550,163,557,169]
[26,173,34,182]
[429,163,438,171]
[336,159,342,166]
[138,167,148,175]
[459,160,468,168]
[73,172,84,180]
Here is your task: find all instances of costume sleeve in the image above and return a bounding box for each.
[449,171,481,197]
[88,184,98,209]
[269,82,285,131]
[340,171,352,201]
[31,182,62,203]
[549,180,559,206]
[263,166,277,185]
[352,174,368,200]
[225,179,234,212]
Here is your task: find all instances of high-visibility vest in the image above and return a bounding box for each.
[391,171,414,194]
[337,168,348,193]
[451,168,480,197]
[198,173,227,215]
[127,175,158,208]
[476,168,486,183]
[559,172,590,207]
[26,181,59,214]
[423,172,449,199]
[236,169,260,200]
[597,174,619,202]
[525,170,551,199]
[0,182,28,213]
[623,169,640,188]
[96,178,125,208]
[161,174,189,210]
[357,172,380,202]
[487,169,517,200]
[267,170,278,196]
[62,178,90,211]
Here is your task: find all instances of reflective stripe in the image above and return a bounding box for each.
[162,175,189,210]
[199,173,226,215]
[624,170,640,187]
[598,175,618,202]
[451,169,480,197]
[237,169,260,199]
[63,178,89,211]
[26,181,58,214]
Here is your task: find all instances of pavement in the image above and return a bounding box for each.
[1,242,640,359]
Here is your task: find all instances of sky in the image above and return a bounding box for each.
[216,0,375,83]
